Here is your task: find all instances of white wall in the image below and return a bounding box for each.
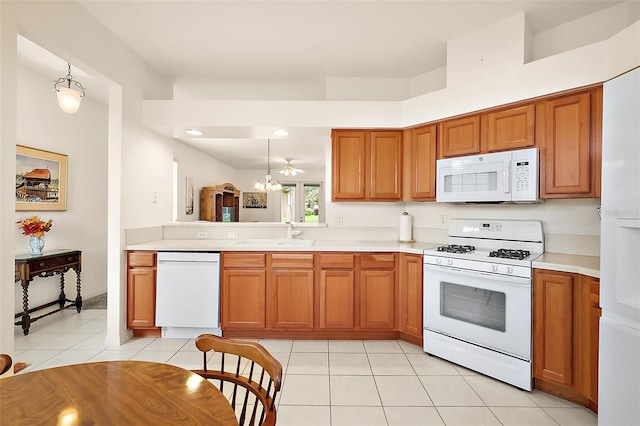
[172,139,239,223]
[13,64,108,311]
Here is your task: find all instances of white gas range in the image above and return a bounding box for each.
[423,219,543,391]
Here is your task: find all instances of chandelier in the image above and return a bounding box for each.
[54,63,86,113]
[254,139,282,192]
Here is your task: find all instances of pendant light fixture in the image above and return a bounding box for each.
[54,63,86,113]
[254,139,282,192]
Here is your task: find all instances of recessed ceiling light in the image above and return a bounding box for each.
[273,129,288,136]
[185,129,204,136]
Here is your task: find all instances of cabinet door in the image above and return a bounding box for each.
[438,115,481,158]
[127,267,157,329]
[398,253,423,337]
[360,270,395,329]
[541,92,592,198]
[319,270,355,329]
[579,275,601,404]
[222,269,266,329]
[370,131,403,200]
[267,269,314,329]
[331,130,368,200]
[533,270,574,386]
[404,125,436,200]
[484,104,535,152]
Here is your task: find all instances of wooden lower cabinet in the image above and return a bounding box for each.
[533,269,600,412]
[581,275,601,410]
[223,251,406,341]
[398,253,423,343]
[268,253,314,329]
[359,253,397,330]
[222,269,266,329]
[360,270,395,329]
[126,251,159,336]
[319,269,355,329]
[221,253,266,329]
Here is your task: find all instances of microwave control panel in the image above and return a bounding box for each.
[511,148,539,201]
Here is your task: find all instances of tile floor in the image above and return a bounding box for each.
[13,308,598,426]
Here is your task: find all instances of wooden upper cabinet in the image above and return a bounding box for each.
[369,131,403,200]
[540,91,594,198]
[331,130,368,200]
[331,129,401,201]
[438,115,481,158]
[404,125,437,201]
[482,104,535,152]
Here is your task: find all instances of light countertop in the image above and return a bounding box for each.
[126,240,600,278]
[126,239,439,255]
[533,253,600,278]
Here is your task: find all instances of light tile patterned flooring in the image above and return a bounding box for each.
[14,309,598,426]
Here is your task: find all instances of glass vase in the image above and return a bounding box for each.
[29,235,45,256]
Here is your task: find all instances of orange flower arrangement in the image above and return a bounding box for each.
[16,216,53,237]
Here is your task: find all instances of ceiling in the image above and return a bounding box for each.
[19,1,624,171]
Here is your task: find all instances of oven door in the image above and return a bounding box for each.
[423,263,531,360]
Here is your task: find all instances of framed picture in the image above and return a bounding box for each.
[243,192,267,208]
[16,145,68,211]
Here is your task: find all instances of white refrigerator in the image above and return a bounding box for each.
[599,66,640,426]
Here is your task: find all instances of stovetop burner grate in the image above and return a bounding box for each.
[489,249,531,260]
[437,244,476,254]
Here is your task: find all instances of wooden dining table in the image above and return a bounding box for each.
[0,360,238,425]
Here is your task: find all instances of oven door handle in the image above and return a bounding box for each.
[424,264,530,286]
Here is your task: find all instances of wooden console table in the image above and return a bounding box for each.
[14,249,82,335]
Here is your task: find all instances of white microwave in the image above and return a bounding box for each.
[436,148,539,203]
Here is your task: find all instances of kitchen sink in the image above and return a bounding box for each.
[229,238,315,247]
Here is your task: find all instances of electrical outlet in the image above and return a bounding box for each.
[440,215,448,228]
[227,232,239,239]
[197,231,207,239]
[333,215,343,226]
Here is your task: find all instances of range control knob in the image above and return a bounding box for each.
[435,258,442,265]
[447,259,453,266]
[491,264,498,272]
[506,266,514,274]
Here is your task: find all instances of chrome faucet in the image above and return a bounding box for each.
[287,223,301,240]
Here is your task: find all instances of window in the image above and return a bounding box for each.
[278,182,323,223]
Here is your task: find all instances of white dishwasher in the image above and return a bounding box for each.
[155,251,221,338]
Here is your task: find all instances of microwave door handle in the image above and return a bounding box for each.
[503,161,510,193]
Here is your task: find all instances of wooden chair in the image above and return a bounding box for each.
[0,354,12,375]
[192,334,283,426]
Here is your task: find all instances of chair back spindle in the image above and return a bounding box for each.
[192,334,283,426]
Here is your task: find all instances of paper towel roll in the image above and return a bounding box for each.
[398,212,413,242]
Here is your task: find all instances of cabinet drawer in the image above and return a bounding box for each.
[360,253,396,269]
[270,253,314,269]
[319,253,355,269]
[223,252,266,268]
[128,251,156,268]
